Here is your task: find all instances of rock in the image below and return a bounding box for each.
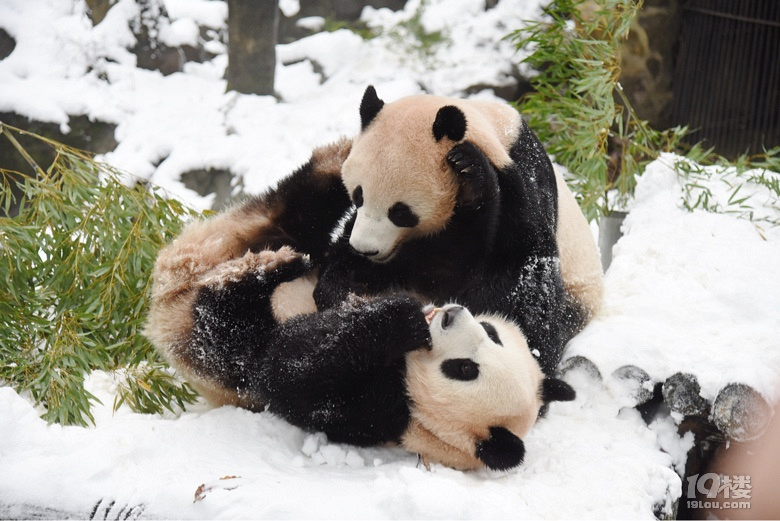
[711,383,773,442]
[278,0,407,44]
[180,167,244,211]
[85,0,113,25]
[662,372,709,416]
[612,365,654,406]
[131,0,184,75]
[556,355,602,381]
[0,28,15,61]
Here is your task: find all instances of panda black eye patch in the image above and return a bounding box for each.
[388,202,419,227]
[352,186,364,208]
[441,358,479,381]
[480,321,502,345]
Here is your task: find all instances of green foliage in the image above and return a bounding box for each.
[509,0,689,220]
[674,146,780,227]
[0,123,201,426]
[322,18,378,40]
[323,1,447,61]
[387,0,447,59]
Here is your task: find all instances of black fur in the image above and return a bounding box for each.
[432,105,467,142]
[315,122,581,374]
[190,255,313,394]
[388,202,419,228]
[360,85,384,130]
[191,255,432,446]
[440,358,480,381]
[538,377,577,418]
[475,427,526,471]
[239,159,351,265]
[541,377,576,403]
[447,141,500,208]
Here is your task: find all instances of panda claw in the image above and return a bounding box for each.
[447,144,485,178]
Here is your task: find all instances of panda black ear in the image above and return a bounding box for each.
[360,85,384,130]
[541,377,576,403]
[432,105,467,142]
[475,426,525,471]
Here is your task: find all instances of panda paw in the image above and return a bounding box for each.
[447,142,498,208]
[381,296,432,356]
[447,141,491,178]
[199,246,312,290]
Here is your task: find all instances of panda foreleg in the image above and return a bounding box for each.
[313,219,395,309]
[447,141,500,209]
[265,296,429,391]
[502,257,572,375]
[270,295,431,382]
[260,295,431,445]
[445,141,502,257]
[242,138,353,262]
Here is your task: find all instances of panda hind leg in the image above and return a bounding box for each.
[186,247,313,405]
[197,245,312,291]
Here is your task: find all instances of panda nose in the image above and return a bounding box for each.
[441,306,464,329]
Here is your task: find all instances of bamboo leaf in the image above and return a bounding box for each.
[0,122,204,425]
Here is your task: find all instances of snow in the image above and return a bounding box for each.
[0,376,681,519]
[1,0,779,519]
[164,0,227,29]
[567,154,780,403]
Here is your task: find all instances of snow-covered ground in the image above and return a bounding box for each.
[1,0,779,519]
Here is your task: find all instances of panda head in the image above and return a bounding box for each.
[404,304,576,471]
[341,86,520,263]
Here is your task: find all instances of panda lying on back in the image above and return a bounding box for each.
[145,140,575,471]
[186,247,574,470]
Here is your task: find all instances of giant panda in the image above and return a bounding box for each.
[153,244,575,471]
[145,141,575,471]
[314,86,604,374]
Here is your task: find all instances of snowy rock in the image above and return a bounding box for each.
[711,383,773,442]
[662,372,709,417]
[0,28,14,61]
[611,364,654,407]
[130,0,183,75]
[180,167,244,211]
[556,355,603,381]
[279,0,301,18]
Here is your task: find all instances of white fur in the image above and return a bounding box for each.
[553,167,604,317]
[349,206,407,261]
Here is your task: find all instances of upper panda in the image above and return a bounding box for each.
[314,86,604,374]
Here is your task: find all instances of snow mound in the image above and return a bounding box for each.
[567,154,780,403]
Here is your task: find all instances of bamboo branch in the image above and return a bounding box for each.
[0,121,47,177]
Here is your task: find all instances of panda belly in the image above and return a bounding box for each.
[270,271,318,322]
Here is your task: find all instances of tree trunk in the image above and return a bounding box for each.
[227,0,278,96]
